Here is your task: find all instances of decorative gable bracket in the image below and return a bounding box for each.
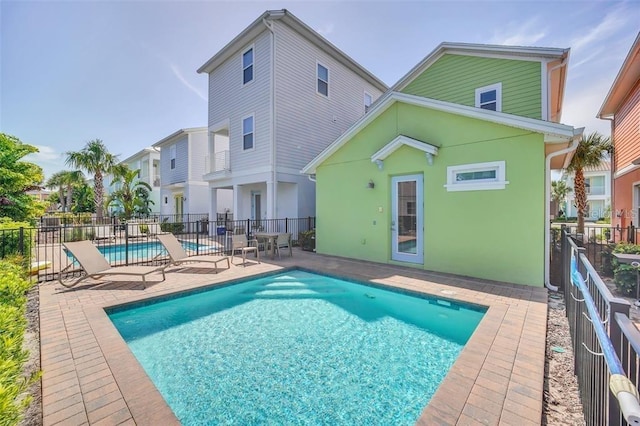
[370,135,439,170]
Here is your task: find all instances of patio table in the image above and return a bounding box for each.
[253,232,280,260]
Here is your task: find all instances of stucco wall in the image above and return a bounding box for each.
[315,102,546,286]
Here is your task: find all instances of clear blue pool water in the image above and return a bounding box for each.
[65,240,206,263]
[108,269,486,425]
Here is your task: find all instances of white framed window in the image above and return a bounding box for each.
[364,91,373,113]
[170,145,176,170]
[242,115,254,150]
[475,83,502,112]
[445,161,508,191]
[317,62,329,97]
[242,47,254,85]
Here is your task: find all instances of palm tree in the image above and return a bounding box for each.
[551,180,572,217]
[62,170,85,212]
[566,132,612,234]
[65,139,119,218]
[107,168,153,220]
[45,171,66,210]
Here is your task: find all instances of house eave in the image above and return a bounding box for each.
[152,127,207,148]
[598,32,640,118]
[302,91,578,175]
[197,9,387,92]
[392,42,569,92]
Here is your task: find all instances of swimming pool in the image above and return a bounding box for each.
[65,240,209,263]
[108,269,486,425]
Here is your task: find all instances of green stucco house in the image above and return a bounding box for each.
[302,43,583,286]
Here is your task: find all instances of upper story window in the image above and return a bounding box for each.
[243,115,254,150]
[475,83,502,112]
[170,145,176,170]
[317,63,329,97]
[445,161,508,192]
[364,92,373,113]
[242,47,254,85]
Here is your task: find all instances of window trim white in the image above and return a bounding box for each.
[241,114,255,151]
[169,145,176,170]
[475,82,502,112]
[241,45,254,86]
[444,161,508,191]
[364,91,373,113]
[316,61,329,97]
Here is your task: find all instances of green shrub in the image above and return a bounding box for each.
[612,243,640,296]
[0,260,36,425]
[299,230,315,251]
[160,222,184,234]
[0,219,34,268]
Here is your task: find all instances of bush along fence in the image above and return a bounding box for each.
[550,224,640,300]
[560,229,640,425]
[0,215,315,283]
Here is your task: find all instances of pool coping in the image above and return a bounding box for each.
[39,251,547,425]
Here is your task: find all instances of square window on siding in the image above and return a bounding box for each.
[475,83,502,112]
[242,48,254,85]
[243,115,254,150]
[445,161,508,191]
[170,145,176,170]
[364,92,373,113]
[317,63,329,96]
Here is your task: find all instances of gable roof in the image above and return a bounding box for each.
[152,127,207,148]
[120,147,158,165]
[370,135,438,163]
[598,32,640,118]
[301,91,581,175]
[392,42,569,91]
[197,9,387,92]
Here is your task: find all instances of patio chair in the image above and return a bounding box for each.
[231,234,260,266]
[273,233,293,259]
[156,233,230,273]
[59,240,166,289]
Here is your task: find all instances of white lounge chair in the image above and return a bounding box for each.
[59,240,166,288]
[156,233,230,273]
[93,224,114,241]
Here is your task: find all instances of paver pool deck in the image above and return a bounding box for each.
[39,250,548,425]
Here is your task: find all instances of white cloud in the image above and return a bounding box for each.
[490,17,546,46]
[316,23,334,37]
[562,80,613,135]
[570,7,626,52]
[169,63,207,102]
[26,145,63,163]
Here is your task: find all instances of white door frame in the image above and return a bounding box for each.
[391,174,423,264]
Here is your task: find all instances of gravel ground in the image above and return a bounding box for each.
[543,293,585,425]
[19,286,589,426]
[20,285,41,426]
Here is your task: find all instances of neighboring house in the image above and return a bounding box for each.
[197,9,387,224]
[598,32,640,229]
[153,128,232,219]
[303,43,582,287]
[562,161,611,220]
[118,147,162,213]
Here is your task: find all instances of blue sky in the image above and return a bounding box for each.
[1,1,639,181]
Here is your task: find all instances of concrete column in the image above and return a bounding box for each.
[209,187,218,236]
[233,184,240,220]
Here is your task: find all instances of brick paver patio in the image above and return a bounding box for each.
[39,250,547,425]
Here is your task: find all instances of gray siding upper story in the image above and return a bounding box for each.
[188,131,209,181]
[274,22,384,171]
[208,30,272,175]
[160,135,188,185]
[205,16,386,178]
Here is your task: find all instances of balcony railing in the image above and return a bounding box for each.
[205,150,231,174]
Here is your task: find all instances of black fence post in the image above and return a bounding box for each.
[196,220,200,255]
[124,223,129,266]
[285,218,288,233]
[18,227,24,256]
[246,219,250,239]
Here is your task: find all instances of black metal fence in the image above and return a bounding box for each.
[550,224,640,281]
[560,230,640,425]
[1,216,315,282]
